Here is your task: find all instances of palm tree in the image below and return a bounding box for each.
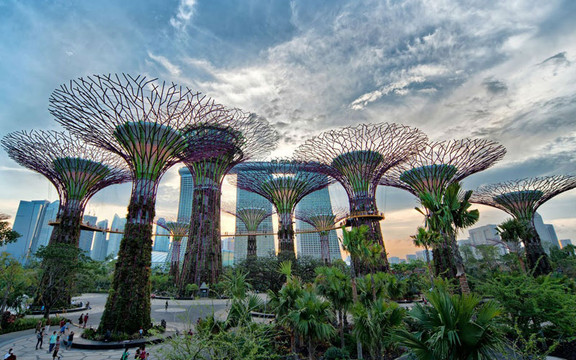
[340,225,370,359]
[394,288,504,360]
[288,288,335,360]
[269,261,304,357]
[352,299,406,360]
[411,227,440,289]
[417,182,478,293]
[220,268,264,328]
[497,218,528,272]
[314,266,352,348]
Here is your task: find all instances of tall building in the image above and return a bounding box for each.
[406,254,417,262]
[222,237,234,266]
[415,249,433,261]
[177,167,194,222]
[466,224,507,257]
[78,215,97,254]
[295,187,341,261]
[0,200,50,263]
[533,213,560,252]
[560,239,573,248]
[106,214,126,258]
[389,256,400,264]
[91,220,109,261]
[29,200,59,256]
[153,218,170,252]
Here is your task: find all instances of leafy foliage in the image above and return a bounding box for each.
[0,214,20,247]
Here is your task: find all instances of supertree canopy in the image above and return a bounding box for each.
[230,160,334,258]
[49,74,225,334]
[157,220,189,283]
[295,207,347,264]
[472,175,576,276]
[178,111,278,290]
[1,130,130,312]
[294,122,427,271]
[380,139,506,285]
[225,207,274,259]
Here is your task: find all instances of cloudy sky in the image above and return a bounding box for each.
[0,0,575,258]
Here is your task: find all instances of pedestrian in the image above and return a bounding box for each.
[3,348,16,360]
[66,331,74,350]
[36,327,45,350]
[35,320,42,333]
[138,346,147,359]
[78,313,84,327]
[134,348,141,359]
[120,346,130,360]
[59,323,66,335]
[45,320,51,335]
[59,319,65,329]
[52,336,61,360]
[48,331,57,353]
[165,300,168,311]
[83,313,89,328]
[139,327,143,338]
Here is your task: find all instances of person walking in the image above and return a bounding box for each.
[120,346,130,360]
[36,327,45,350]
[165,300,168,311]
[78,313,84,327]
[35,320,42,334]
[83,313,89,328]
[52,336,61,360]
[48,331,57,353]
[3,348,16,360]
[65,331,74,350]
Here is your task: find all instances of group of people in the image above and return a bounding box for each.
[34,318,76,358]
[78,313,89,328]
[121,345,149,360]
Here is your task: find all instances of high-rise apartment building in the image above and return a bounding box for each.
[29,201,59,256]
[0,200,50,263]
[107,214,126,258]
[295,187,341,261]
[91,220,109,261]
[78,215,97,254]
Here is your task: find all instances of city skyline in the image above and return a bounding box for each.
[0,1,575,258]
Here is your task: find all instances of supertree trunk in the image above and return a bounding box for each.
[319,232,331,264]
[170,239,182,282]
[247,235,258,258]
[99,178,156,335]
[350,217,389,274]
[180,186,222,289]
[524,222,552,276]
[449,234,470,294]
[35,199,84,312]
[432,236,458,280]
[278,212,295,257]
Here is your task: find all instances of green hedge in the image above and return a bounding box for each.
[0,316,67,335]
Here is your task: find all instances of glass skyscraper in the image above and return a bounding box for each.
[295,187,341,261]
[91,219,109,261]
[153,218,171,252]
[177,167,194,222]
[78,214,98,254]
[107,214,126,258]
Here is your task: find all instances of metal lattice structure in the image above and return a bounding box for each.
[294,122,428,271]
[380,139,506,282]
[178,111,278,289]
[157,220,189,283]
[295,207,347,263]
[230,160,334,258]
[1,130,130,312]
[472,175,576,276]
[49,73,225,334]
[225,207,274,259]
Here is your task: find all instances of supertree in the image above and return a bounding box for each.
[230,160,334,258]
[380,139,506,290]
[295,207,347,264]
[49,73,225,334]
[157,220,189,283]
[224,207,274,259]
[178,112,278,290]
[294,123,427,272]
[471,175,576,276]
[1,130,130,314]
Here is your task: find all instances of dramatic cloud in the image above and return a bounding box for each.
[1,0,575,257]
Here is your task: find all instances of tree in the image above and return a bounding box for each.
[394,288,505,360]
[0,214,20,247]
[288,288,335,360]
[497,218,528,272]
[352,299,405,359]
[0,253,35,314]
[411,227,440,288]
[314,266,352,348]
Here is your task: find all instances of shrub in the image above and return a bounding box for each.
[323,347,350,360]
